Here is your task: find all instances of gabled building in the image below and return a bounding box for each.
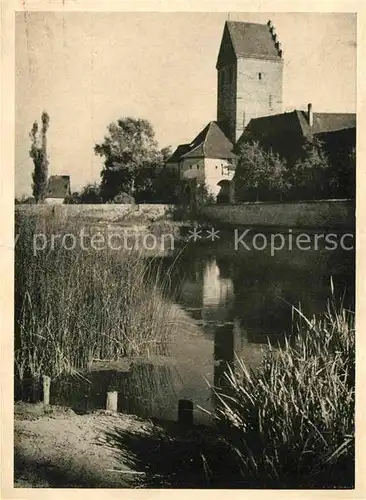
[167,20,356,202]
[216,20,284,143]
[236,103,356,165]
[45,175,71,204]
[167,20,284,200]
[167,121,237,199]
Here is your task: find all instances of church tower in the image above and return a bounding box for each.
[216,20,284,143]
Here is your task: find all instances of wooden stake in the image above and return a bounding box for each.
[43,375,51,405]
[106,391,118,412]
[178,399,193,425]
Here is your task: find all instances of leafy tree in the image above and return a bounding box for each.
[30,111,50,203]
[328,145,355,199]
[64,191,81,204]
[112,192,135,204]
[78,182,103,203]
[94,117,164,202]
[15,195,37,204]
[172,178,215,220]
[160,146,173,162]
[234,141,289,201]
[150,167,181,203]
[290,138,331,200]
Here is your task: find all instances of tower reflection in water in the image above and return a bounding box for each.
[200,258,243,407]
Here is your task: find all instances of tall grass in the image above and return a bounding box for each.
[15,211,177,382]
[212,299,355,488]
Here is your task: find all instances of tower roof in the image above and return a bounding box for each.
[182,121,237,160]
[166,122,237,164]
[216,21,283,68]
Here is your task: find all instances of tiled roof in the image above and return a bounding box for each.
[217,21,282,68]
[182,121,237,160]
[296,111,356,136]
[46,175,70,198]
[241,110,356,141]
[166,144,191,164]
[167,122,237,164]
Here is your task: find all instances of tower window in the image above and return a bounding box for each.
[258,72,262,80]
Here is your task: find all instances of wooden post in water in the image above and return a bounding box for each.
[178,399,193,425]
[106,391,118,412]
[43,375,51,405]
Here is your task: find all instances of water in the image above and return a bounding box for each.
[28,229,355,424]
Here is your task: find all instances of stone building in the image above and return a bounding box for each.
[216,20,284,143]
[166,20,355,202]
[166,121,236,200]
[167,20,284,200]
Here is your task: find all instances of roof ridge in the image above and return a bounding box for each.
[226,20,267,26]
[202,121,215,156]
[181,143,204,158]
[226,23,240,58]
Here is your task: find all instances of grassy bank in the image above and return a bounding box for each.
[15,211,177,384]
[210,300,355,488]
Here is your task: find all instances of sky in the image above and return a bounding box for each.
[15,12,356,197]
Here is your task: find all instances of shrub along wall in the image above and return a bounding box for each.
[15,204,173,222]
[201,200,354,230]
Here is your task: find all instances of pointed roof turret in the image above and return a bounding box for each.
[216,20,283,69]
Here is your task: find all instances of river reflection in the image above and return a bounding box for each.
[35,233,354,425]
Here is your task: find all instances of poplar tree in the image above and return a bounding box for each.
[30,111,50,203]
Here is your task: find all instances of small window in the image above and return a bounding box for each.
[269,94,273,109]
[190,165,192,169]
[258,72,262,80]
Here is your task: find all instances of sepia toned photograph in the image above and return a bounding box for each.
[13,9,356,490]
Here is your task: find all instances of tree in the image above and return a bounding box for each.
[30,111,50,203]
[234,141,289,201]
[290,138,331,200]
[150,166,181,203]
[326,143,355,199]
[160,146,173,162]
[171,178,215,220]
[64,191,81,204]
[94,117,164,202]
[78,182,103,203]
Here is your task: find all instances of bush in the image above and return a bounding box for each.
[172,180,215,221]
[212,299,355,488]
[112,192,135,204]
[14,212,177,382]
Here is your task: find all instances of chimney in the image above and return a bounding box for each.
[307,103,313,127]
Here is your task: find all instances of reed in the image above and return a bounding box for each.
[14,211,177,383]
[212,298,355,488]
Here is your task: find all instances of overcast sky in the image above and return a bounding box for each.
[15,12,356,196]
